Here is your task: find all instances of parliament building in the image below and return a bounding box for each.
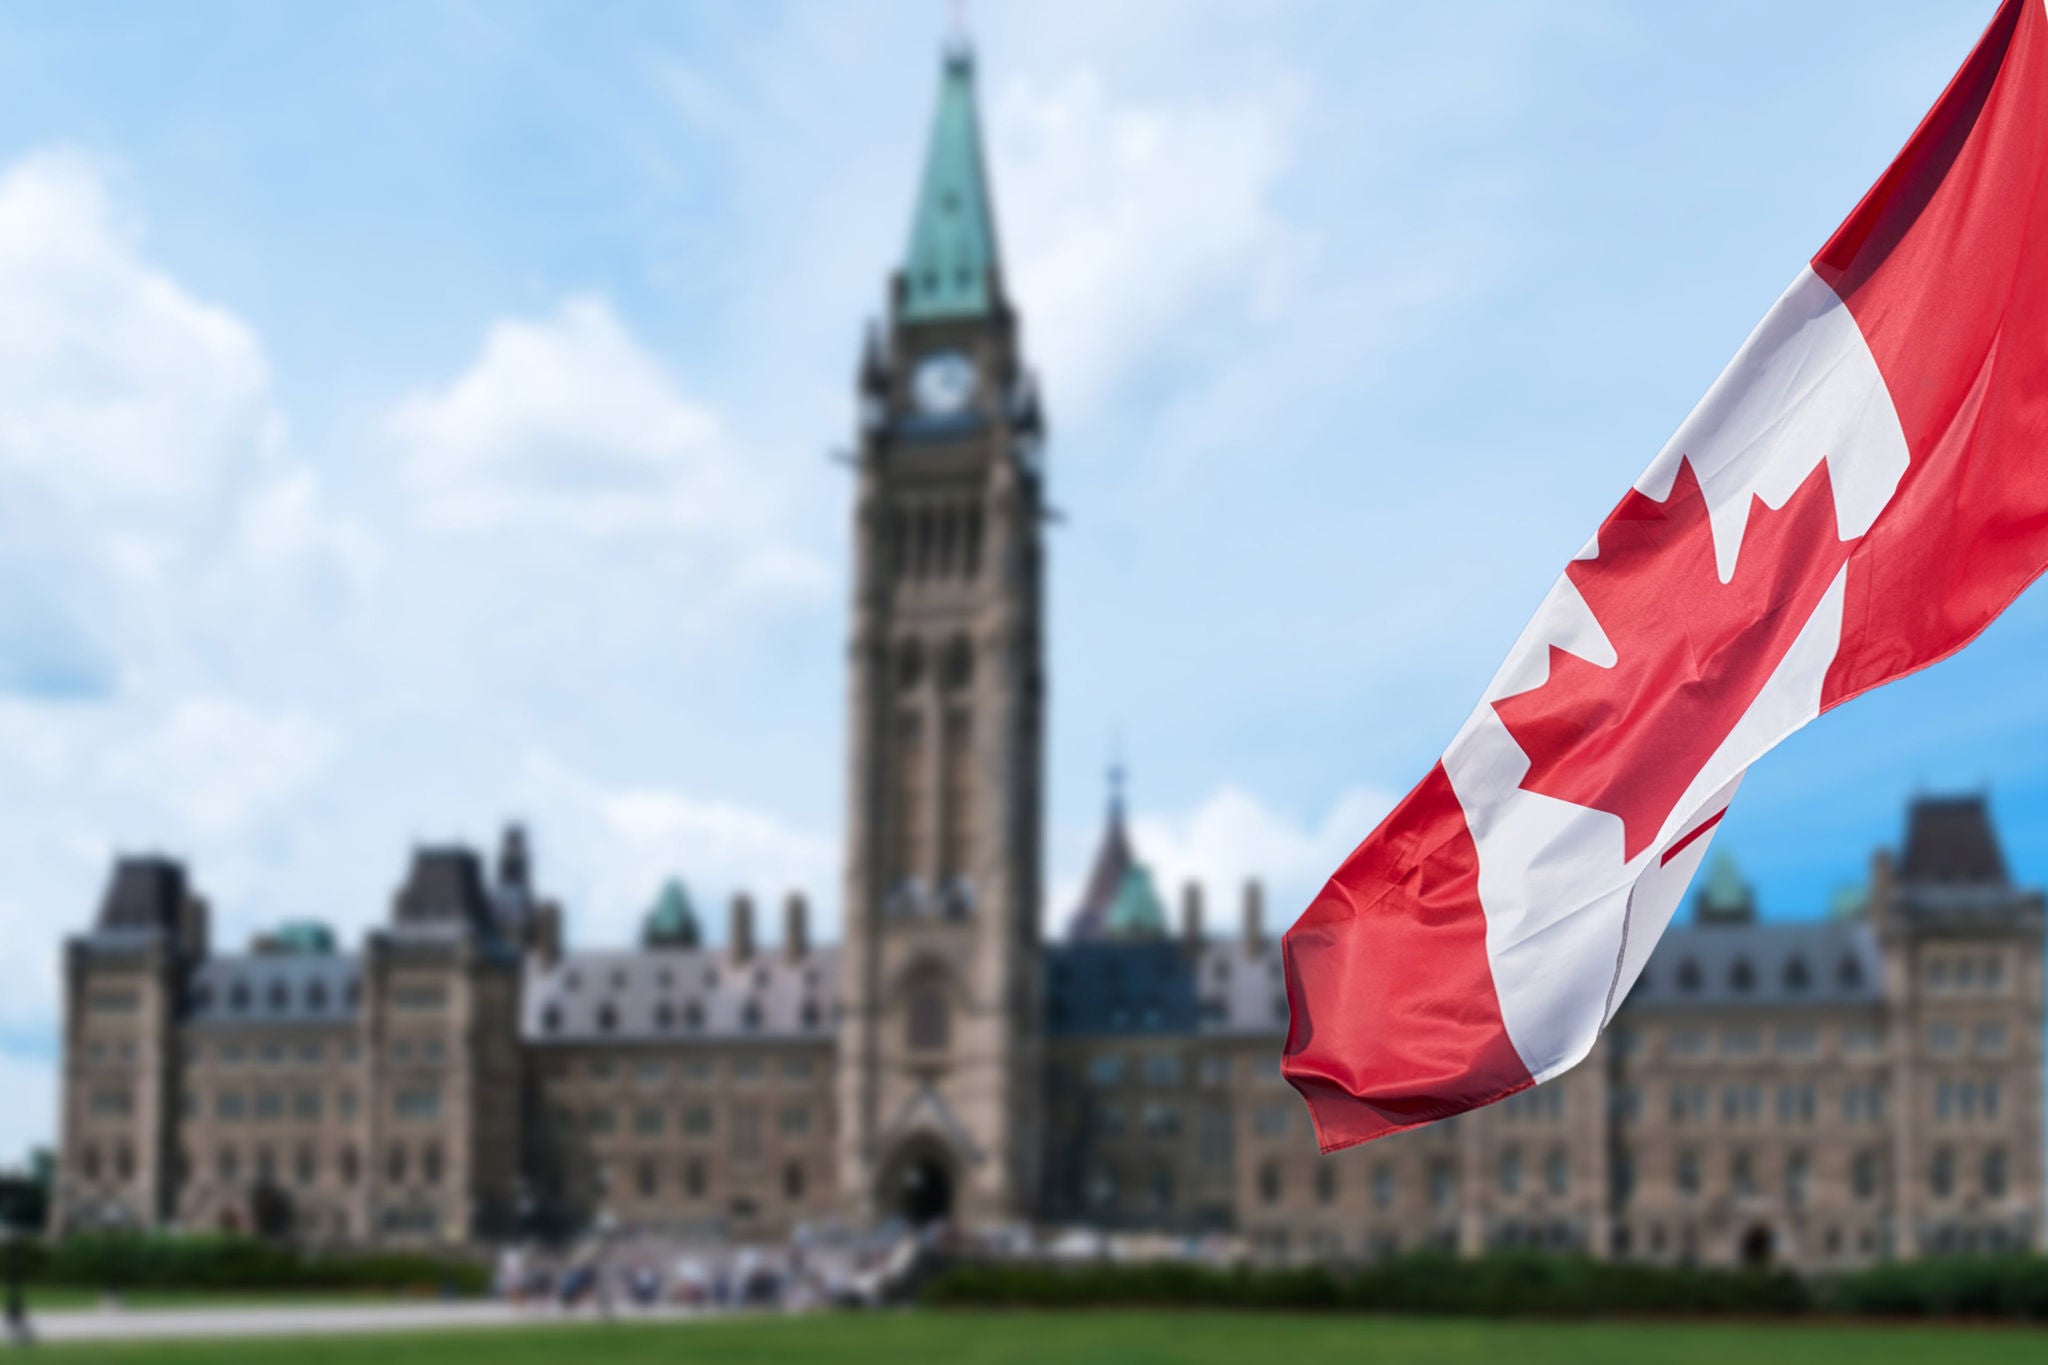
[54,48,2045,1271]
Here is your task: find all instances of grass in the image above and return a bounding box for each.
[31,1311,2048,1365]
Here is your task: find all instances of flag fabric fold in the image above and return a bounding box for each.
[1283,0,2048,1152]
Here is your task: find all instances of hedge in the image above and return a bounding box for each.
[18,1234,487,1296]
[922,1251,2048,1321]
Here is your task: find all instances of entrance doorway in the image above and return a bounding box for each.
[878,1141,955,1227]
[1739,1224,1774,1267]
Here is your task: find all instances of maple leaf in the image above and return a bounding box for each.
[1492,457,1854,861]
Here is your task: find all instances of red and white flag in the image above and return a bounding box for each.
[1283,0,2048,1151]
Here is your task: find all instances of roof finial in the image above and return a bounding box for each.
[946,0,970,54]
[1107,727,1126,820]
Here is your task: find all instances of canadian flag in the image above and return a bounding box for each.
[1283,0,2048,1151]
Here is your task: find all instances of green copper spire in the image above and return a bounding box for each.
[643,878,702,949]
[901,46,999,322]
[1104,864,1168,939]
[1696,850,1756,925]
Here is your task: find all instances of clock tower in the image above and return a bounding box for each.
[837,42,1048,1228]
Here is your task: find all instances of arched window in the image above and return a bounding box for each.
[942,634,974,691]
[1852,1149,1879,1201]
[908,984,949,1051]
[684,1000,704,1032]
[654,1002,675,1032]
[740,999,763,1033]
[229,981,251,1013]
[268,980,289,1012]
[1836,955,1864,990]
[596,1002,618,1033]
[542,1004,562,1035]
[307,980,329,1011]
[1984,1147,2009,1198]
[1782,957,1810,992]
[1729,958,1755,994]
[800,999,821,1030]
[1676,959,1702,993]
[1930,1146,1956,1199]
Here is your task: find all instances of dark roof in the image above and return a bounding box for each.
[1900,795,2007,886]
[522,947,837,1042]
[1624,918,1881,1010]
[392,847,495,935]
[1045,939,1289,1037]
[1046,941,1197,1035]
[184,953,361,1026]
[96,857,189,934]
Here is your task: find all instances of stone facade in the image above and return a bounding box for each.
[51,46,2047,1270]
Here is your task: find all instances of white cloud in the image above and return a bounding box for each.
[1095,783,1397,932]
[103,698,339,837]
[993,69,1299,419]
[0,149,276,515]
[395,297,773,535]
[509,752,836,952]
[0,1048,56,1166]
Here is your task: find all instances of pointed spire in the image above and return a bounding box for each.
[1068,763,1136,940]
[901,44,1000,322]
[1695,850,1756,925]
[643,878,703,949]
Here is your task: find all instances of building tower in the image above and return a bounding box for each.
[837,41,1048,1228]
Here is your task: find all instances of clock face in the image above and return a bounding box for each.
[912,350,977,416]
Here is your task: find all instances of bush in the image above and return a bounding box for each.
[923,1252,1811,1318]
[24,1234,487,1296]
[1820,1255,2048,1321]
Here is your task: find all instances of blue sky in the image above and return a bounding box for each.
[0,0,2032,1160]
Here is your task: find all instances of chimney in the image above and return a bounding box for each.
[1242,879,1265,955]
[532,900,563,968]
[730,892,756,963]
[179,894,211,962]
[1181,881,1205,950]
[784,892,809,961]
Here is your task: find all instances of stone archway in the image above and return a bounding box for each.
[877,1138,956,1227]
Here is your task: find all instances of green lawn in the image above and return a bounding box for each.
[33,1312,2048,1365]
